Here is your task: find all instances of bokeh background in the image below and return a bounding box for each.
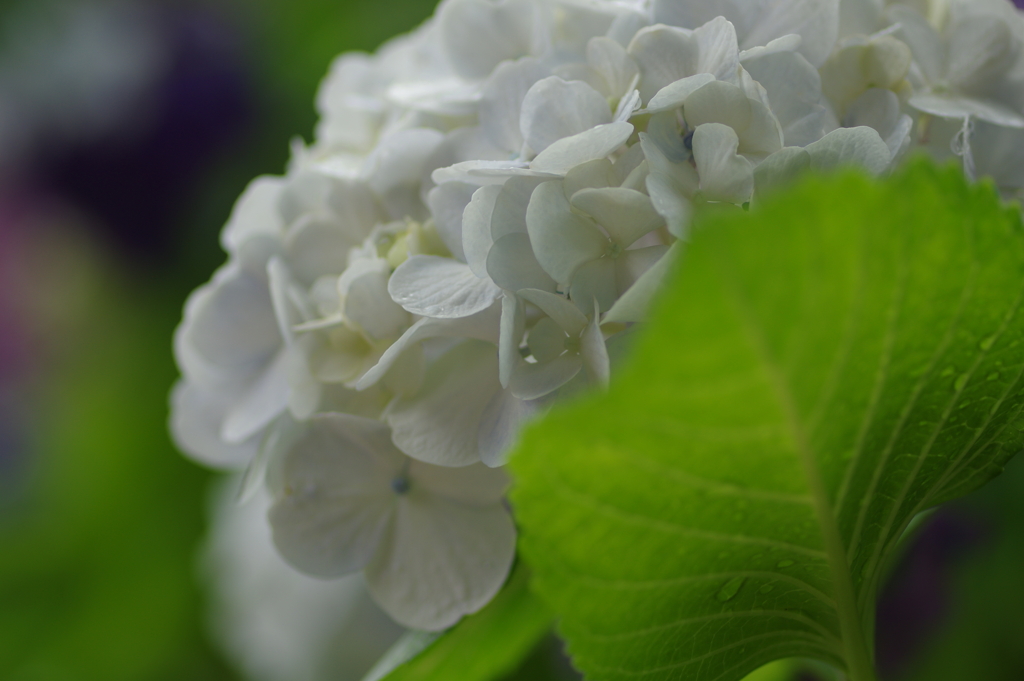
[0,1,1021,680]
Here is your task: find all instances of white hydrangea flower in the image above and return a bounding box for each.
[171,0,1024,635]
[267,413,515,631]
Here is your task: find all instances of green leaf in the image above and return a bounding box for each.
[511,161,1024,681]
[378,563,553,681]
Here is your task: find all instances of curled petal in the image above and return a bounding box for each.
[389,256,503,319]
[529,122,634,174]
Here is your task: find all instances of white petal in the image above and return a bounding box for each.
[388,256,502,318]
[947,14,1016,90]
[628,24,700,102]
[604,241,682,324]
[587,36,640,97]
[222,347,291,444]
[742,51,832,147]
[357,306,501,390]
[738,34,803,61]
[644,73,717,113]
[439,0,537,79]
[520,77,613,154]
[525,180,609,285]
[570,257,619,313]
[427,183,475,263]
[640,131,700,194]
[804,126,891,174]
[739,98,785,156]
[364,491,515,631]
[645,173,693,236]
[571,187,664,247]
[284,215,362,284]
[613,89,643,123]
[653,0,750,34]
[175,262,281,389]
[486,232,558,292]
[424,127,509,200]
[432,160,560,186]
[499,292,525,388]
[476,390,539,467]
[517,288,589,336]
[169,381,259,469]
[888,6,944,84]
[606,7,650,47]
[462,185,501,278]
[563,158,616,197]
[343,264,409,341]
[580,314,610,387]
[364,128,446,219]
[683,80,753,131]
[267,257,311,345]
[381,343,426,399]
[326,176,384,238]
[220,175,286,254]
[971,120,1024,189]
[509,354,584,400]
[527,317,567,363]
[410,459,510,504]
[269,414,400,577]
[909,93,1024,129]
[615,245,671,293]
[743,0,839,68]
[844,88,900,135]
[613,143,647,185]
[286,339,322,421]
[480,57,551,152]
[387,340,502,467]
[692,123,755,204]
[644,111,690,162]
[529,121,634,174]
[753,147,812,200]
[692,15,742,80]
[491,176,547,240]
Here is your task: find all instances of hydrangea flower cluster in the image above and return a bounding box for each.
[172,0,1024,631]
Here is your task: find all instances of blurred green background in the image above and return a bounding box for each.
[0,1,1021,680]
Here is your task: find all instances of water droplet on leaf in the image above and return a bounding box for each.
[980,335,997,351]
[954,373,969,391]
[716,577,745,602]
[759,584,774,594]
[776,560,794,568]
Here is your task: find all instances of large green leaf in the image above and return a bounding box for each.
[511,161,1024,681]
